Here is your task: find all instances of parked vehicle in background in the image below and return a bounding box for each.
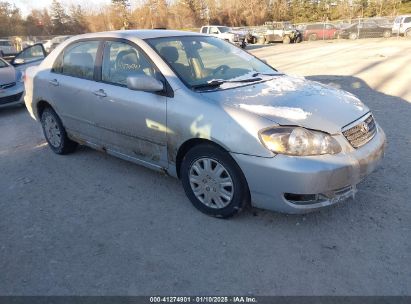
[338,21,392,39]
[0,44,46,108]
[392,15,411,37]
[263,22,302,44]
[0,39,17,57]
[235,27,259,44]
[42,39,53,52]
[304,23,338,41]
[25,30,385,218]
[200,26,246,48]
[49,35,72,52]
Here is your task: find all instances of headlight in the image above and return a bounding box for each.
[259,127,341,156]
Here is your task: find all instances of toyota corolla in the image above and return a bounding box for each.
[24,30,386,218]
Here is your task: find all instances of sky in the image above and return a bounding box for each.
[10,0,112,16]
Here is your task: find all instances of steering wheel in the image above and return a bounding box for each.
[212,65,230,76]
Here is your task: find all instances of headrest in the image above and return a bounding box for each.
[69,52,93,68]
[159,46,179,63]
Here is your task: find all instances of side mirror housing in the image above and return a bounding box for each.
[127,75,164,93]
[13,58,25,65]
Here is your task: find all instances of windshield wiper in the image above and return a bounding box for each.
[192,77,263,90]
[252,72,284,77]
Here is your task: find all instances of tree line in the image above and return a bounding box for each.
[1,0,410,37]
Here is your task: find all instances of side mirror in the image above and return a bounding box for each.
[127,75,164,93]
[13,58,25,65]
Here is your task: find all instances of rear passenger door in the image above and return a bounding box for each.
[88,40,168,168]
[48,40,103,140]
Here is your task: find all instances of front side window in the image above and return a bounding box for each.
[201,27,208,34]
[102,41,157,86]
[404,17,411,23]
[60,41,99,80]
[147,36,277,88]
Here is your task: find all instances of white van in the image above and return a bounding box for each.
[392,15,411,37]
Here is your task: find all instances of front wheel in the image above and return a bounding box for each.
[41,107,77,154]
[349,32,358,40]
[181,144,250,218]
[406,30,411,38]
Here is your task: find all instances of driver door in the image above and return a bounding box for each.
[11,44,47,73]
[87,40,168,168]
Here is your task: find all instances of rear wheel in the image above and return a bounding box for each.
[383,30,391,38]
[181,144,250,218]
[252,36,257,44]
[349,32,358,40]
[308,34,317,41]
[406,30,411,38]
[41,107,77,154]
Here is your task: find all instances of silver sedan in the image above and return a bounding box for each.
[24,30,386,218]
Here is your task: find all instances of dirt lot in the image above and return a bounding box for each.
[0,38,410,296]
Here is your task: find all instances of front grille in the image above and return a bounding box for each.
[0,92,23,105]
[343,114,376,148]
[0,82,16,89]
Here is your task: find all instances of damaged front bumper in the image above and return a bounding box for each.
[231,125,386,214]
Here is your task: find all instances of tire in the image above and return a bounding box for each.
[383,30,391,38]
[181,144,250,218]
[308,34,317,41]
[0,50,4,57]
[349,32,358,40]
[40,107,77,155]
[283,35,291,44]
[252,36,257,44]
[295,36,302,43]
[405,30,411,38]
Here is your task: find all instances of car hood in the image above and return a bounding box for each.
[202,75,369,134]
[0,65,16,85]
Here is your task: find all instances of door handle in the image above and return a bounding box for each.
[93,89,107,97]
[49,79,59,86]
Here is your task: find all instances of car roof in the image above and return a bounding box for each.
[71,30,202,40]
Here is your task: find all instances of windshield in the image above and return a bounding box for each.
[147,36,278,89]
[0,58,8,68]
[219,27,231,33]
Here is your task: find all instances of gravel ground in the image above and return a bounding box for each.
[0,38,410,296]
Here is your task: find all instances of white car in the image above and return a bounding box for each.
[200,26,246,48]
[392,15,411,37]
[0,44,46,108]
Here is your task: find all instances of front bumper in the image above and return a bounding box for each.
[0,82,24,107]
[231,125,386,214]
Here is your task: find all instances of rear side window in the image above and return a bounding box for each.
[201,27,208,34]
[404,17,411,23]
[53,41,99,80]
